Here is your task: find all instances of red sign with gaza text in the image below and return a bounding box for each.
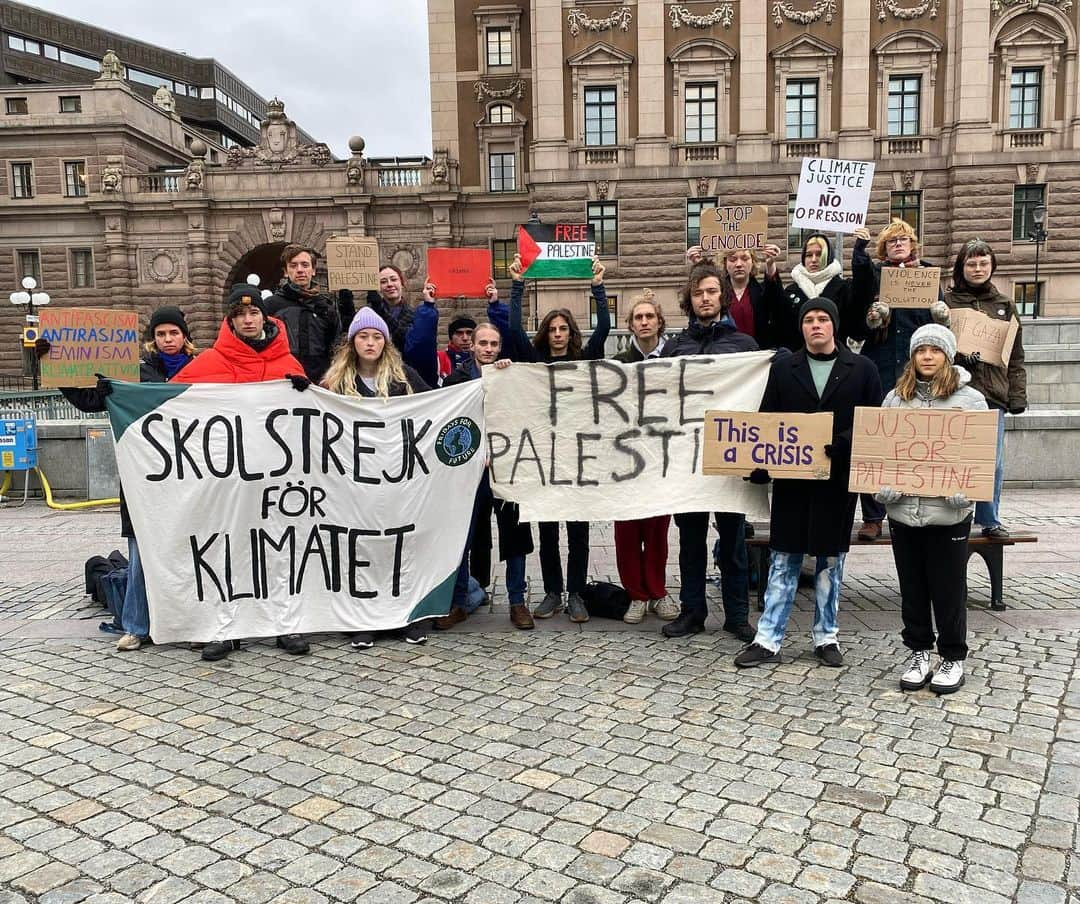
[426,249,493,298]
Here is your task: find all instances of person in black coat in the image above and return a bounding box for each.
[734,296,883,670]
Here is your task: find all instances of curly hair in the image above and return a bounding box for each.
[679,261,729,318]
[875,219,920,262]
[533,309,583,359]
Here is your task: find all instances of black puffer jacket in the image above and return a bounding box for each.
[264,283,342,383]
[661,316,759,357]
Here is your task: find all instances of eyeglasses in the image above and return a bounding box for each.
[886,237,911,245]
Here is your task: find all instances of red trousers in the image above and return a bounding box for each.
[614,515,671,601]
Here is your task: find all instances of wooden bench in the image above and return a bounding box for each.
[745,530,1038,612]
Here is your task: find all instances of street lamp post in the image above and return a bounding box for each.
[9,276,51,390]
[1029,203,1048,320]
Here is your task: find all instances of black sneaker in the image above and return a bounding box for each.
[276,634,310,655]
[814,643,844,667]
[201,640,238,662]
[402,622,428,645]
[734,643,781,668]
[349,632,374,650]
[981,524,1010,539]
[723,622,756,643]
[661,610,706,638]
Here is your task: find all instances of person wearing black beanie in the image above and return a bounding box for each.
[147,305,190,339]
[227,283,268,319]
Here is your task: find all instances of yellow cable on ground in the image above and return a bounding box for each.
[34,467,119,510]
[0,471,9,496]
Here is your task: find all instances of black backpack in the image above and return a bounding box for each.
[579,581,631,620]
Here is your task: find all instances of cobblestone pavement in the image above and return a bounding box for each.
[0,490,1078,903]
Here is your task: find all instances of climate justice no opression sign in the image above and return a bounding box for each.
[790,157,876,235]
[517,223,595,280]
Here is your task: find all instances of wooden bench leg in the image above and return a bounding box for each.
[968,544,1007,611]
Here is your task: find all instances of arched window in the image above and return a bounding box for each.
[488,103,513,124]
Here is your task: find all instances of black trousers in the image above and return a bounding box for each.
[538,521,589,594]
[860,493,886,524]
[469,490,493,588]
[889,516,971,661]
[673,511,748,626]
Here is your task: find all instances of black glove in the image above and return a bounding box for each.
[337,288,355,323]
[1008,406,1026,415]
[743,468,771,485]
[94,375,113,396]
[957,351,981,367]
[34,338,51,358]
[824,444,835,458]
[770,348,791,363]
[286,373,311,392]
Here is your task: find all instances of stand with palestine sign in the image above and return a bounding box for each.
[517,223,595,279]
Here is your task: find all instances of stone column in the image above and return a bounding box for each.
[101,210,133,309]
[953,0,994,154]
[736,0,771,162]
[635,0,669,166]
[532,0,569,170]
[838,0,874,159]
[428,0,460,159]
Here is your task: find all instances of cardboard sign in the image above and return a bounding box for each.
[848,406,998,502]
[517,223,595,280]
[325,237,380,292]
[39,308,139,388]
[790,157,875,235]
[950,308,1020,369]
[702,411,834,480]
[699,205,768,255]
[879,266,941,309]
[426,248,493,297]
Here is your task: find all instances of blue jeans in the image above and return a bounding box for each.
[505,555,526,605]
[123,537,150,639]
[753,551,845,653]
[975,409,1005,528]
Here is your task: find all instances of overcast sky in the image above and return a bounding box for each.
[29,0,433,159]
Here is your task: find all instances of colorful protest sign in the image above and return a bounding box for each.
[484,353,773,522]
[790,157,875,235]
[848,406,998,502]
[106,380,486,643]
[517,223,595,279]
[699,205,768,254]
[39,308,139,388]
[325,237,380,292]
[950,308,1020,369]
[703,411,833,480]
[879,266,941,309]
[426,248,494,297]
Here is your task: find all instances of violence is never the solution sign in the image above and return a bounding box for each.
[790,157,875,235]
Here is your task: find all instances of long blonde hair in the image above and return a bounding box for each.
[893,357,960,402]
[143,338,196,356]
[321,335,413,398]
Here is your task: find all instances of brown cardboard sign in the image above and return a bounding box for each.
[702,410,834,480]
[848,406,998,502]
[879,266,941,309]
[699,205,768,255]
[39,307,140,388]
[325,237,380,292]
[950,308,1019,369]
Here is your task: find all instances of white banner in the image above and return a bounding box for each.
[483,353,773,522]
[790,157,875,235]
[106,381,486,643]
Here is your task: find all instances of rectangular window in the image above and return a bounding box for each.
[59,49,100,72]
[10,162,33,199]
[17,250,41,284]
[492,239,514,280]
[7,35,24,52]
[1012,184,1045,241]
[889,190,922,240]
[5,97,28,115]
[887,75,921,136]
[587,201,618,256]
[787,194,816,252]
[486,27,512,67]
[43,43,58,60]
[489,152,516,192]
[686,197,718,247]
[70,249,94,288]
[785,79,818,139]
[1013,282,1041,317]
[684,82,717,144]
[584,86,617,147]
[64,161,88,197]
[590,294,617,330]
[1009,68,1042,130]
[59,95,82,113]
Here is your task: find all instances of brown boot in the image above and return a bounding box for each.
[435,606,468,630]
[509,604,535,630]
[857,521,882,541]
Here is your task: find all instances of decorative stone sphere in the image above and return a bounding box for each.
[189,138,208,158]
[348,135,366,155]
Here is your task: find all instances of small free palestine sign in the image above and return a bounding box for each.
[517,223,595,279]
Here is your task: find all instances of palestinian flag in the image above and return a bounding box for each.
[517,223,595,280]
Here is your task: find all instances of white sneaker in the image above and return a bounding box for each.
[930,659,965,695]
[116,633,142,652]
[623,600,647,624]
[899,649,931,690]
[653,597,680,621]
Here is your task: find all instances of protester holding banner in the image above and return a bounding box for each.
[264,244,346,384]
[507,253,610,622]
[606,291,679,624]
[944,239,1027,539]
[735,297,883,669]
[660,262,759,640]
[436,281,512,386]
[848,219,950,541]
[363,265,440,388]
[874,324,987,694]
[440,323,535,631]
[49,306,197,653]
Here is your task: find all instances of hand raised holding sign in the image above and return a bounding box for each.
[762,243,782,277]
[508,253,524,282]
[591,258,606,286]
[853,227,871,243]
[685,246,705,266]
[422,282,437,303]
[485,280,498,301]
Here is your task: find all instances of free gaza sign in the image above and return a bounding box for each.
[790,157,875,235]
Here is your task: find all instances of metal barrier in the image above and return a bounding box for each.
[0,390,107,422]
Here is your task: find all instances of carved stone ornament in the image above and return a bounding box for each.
[153,84,175,113]
[346,158,363,185]
[669,4,734,29]
[390,245,423,279]
[473,79,526,102]
[697,176,711,197]
[1027,163,1040,183]
[772,0,837,26]
[566,6,633,36]
[97,49,123,80]
[225,97,333,171]
[878,0,939,19]
[142,249,184,284]
[992,0,1073,13]
[184,159,204,190]
[431,149,450,185]
[100,163,123,194]
[902,170,915,190]
[268,208,286,242]
[597,180,609,200]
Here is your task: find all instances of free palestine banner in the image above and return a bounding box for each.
[106,380,486,643]
[517,223,596,279]
[483,352,773,522]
